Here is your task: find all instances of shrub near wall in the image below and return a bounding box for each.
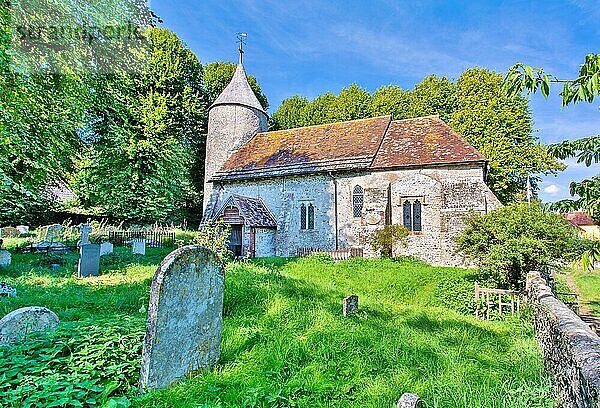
[527,271,600,408]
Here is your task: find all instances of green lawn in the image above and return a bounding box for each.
[567,267,600,315]
[0,249,551,407]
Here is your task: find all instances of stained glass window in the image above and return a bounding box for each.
[352,185,364,218]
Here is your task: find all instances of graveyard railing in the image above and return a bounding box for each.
[108,231,176,248]
[296,247,363,261]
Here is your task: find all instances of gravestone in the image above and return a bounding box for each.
[132,239,146,255]
[0,227,19,238]
[44,224,64,242]
[343,295,359,316]
[78,223,92,246]
[140,246,224,391]
[0,306,59,345]
[77,244,100,277]
[397,393,421,408]
[0,282,16,297]
[16,225,29,235]
[99,242,113,256]
[0,250,10,267]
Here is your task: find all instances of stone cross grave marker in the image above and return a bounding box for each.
[343,295,359,316]
[0,306,59,345]
[78,223,92,246]
[77,244,100,278]
[100,241,113,256]
[132,239,146,255]
[140,246,224,391]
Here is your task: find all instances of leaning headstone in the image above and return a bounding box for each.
[140,246,224,391]
[99,242,113,256]
[16,225,29,235]
[0,282,16,297]
[0,306,59,345]
[44,224,64,242]
[0,250,10,267]
[77,244,100,278]
[132,239,146,255]
[78,223,92,246]
[397,393,422,408]
[343,294,359,316]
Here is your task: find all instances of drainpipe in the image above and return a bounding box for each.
[328,172,339,250]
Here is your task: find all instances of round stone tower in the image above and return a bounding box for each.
[203,62,268,210]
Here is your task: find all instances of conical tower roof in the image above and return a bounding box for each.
[210,64,266,114]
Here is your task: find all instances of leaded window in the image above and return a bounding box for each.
[352,185,364,218]
[300,203,307,230]
[307,203,315,230]
[403,200,412,230]
[413,200,422,232]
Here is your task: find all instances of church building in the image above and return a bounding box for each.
[202,59,502,266]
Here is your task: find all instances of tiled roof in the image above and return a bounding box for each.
[212,115,486,181]
[213,194,277,228]
[564,212,596,226]
[210,64,266,114]
[370,116,486,168]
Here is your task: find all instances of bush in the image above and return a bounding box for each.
[456,203,583,289]
[194,219,232,262]
[371,225,409,258]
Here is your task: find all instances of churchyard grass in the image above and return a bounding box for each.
[567,267,600,315]
[0,251,551,407]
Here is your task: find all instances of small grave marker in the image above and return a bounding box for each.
[44,224,64,242]
[0,250,10,267]
[77,244,100,277]
[343,295,359,316]
[16,225,29,235]
[397,393,422,408]
[0,306,59,345]
[100,242,113,256]
[0,282,16,297]
[132,239,146,255]
[140,246,224,391]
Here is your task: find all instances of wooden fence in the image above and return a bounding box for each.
[108,231,176,248]
[475,282,522,319]
[296,247,363,261]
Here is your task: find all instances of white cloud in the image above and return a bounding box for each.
[543,184,561,195]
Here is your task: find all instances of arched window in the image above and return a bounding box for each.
[300,203,307,230]
[403,200,412,230]
[307,203,315,230]
[352,185,364,218]
[412,200,422,232]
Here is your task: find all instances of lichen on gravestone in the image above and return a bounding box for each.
[0,306,59,345]
[139,245,224,391]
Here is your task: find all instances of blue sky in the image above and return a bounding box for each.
[151,0,599,203]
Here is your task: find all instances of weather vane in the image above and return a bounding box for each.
[236,32,247,64]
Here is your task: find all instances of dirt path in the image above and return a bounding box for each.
[563,273,600,335]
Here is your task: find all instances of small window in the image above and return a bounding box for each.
[352,185,364,218]
[300,203,307,230]
[403,200,412,230]
[307,203,315,230]
[402,198,423,232]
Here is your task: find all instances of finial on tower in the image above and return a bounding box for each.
[236,32,247,65]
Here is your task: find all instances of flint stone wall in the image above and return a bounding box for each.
[140,246,224,391]
[527,271,600,408]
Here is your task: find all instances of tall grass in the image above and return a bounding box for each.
[0,252,551,407]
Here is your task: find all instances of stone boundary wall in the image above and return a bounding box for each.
[526,271,600,408]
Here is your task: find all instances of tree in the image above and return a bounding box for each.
[330,83,373,122]
[270,95,309,130]
[456,203,582,290]
[450,68,562,203]
[371,85,413,119]
[371,225,408,258]
[411,75,457,121]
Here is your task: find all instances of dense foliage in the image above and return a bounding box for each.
[370,224,408,257]
[456,203,583,289]
[0,246,552,407]
[272,69,561,203]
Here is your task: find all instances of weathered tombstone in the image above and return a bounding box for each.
[0,227,19,238]
[99,241,113,256]
[140,246,224,391]
[0,306,59,345]
[132,239,146,255]
[343,294,359,316]
[0,282,16,297]
[45,224,64,242]
[397,393,422,408]
[16,225,29,235]
[0,250,10,267]
[77,244,100,277]
[78,223,92,246]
